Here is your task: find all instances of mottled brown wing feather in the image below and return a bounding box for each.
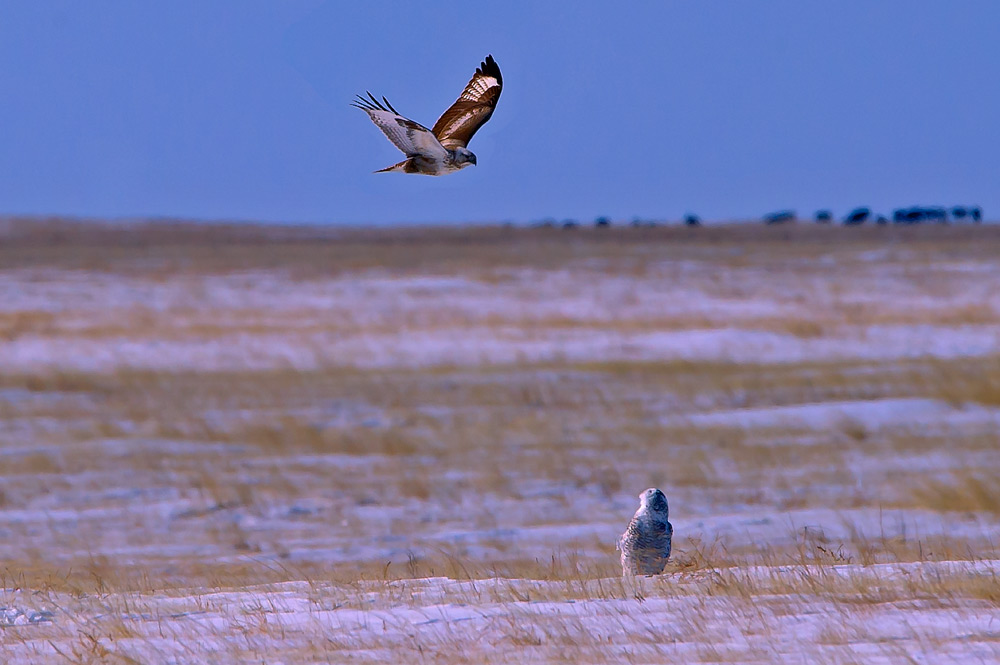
[431,55,503,150]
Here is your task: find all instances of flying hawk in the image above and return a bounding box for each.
[617,488,673,576]
[352,55,503,175]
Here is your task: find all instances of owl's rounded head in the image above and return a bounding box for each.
[639,487,668,514]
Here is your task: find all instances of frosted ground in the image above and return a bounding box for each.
[1,220,999,663]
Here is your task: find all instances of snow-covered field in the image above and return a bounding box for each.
[1,220,999,663]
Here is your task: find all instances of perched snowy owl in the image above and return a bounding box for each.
[617,488,673,576]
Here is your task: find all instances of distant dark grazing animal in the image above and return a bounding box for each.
[844,207,871,225]
[764,210,796,224]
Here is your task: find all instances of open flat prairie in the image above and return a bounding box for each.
[1,218,999,663]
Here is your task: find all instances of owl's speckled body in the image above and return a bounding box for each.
[617,488,673,576]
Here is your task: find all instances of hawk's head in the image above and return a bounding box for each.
[453,147,477,167]
[639,488,669,516]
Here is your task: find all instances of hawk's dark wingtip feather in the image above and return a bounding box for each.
[352,92,400,115]
[351,93,380,112]
[479,54,502,85]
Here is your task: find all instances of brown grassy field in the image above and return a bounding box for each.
[1,218,999,663]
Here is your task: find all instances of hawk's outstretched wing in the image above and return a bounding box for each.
[351,93,449,160]
[431,55,503,150]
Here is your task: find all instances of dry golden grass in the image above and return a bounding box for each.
[3,551,998,664]
[906,473,1000,515]
[2,218,1000,662]
[3,214,1000,272]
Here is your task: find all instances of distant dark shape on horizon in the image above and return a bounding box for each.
[764,210,796,224]
[844,207,871,225]
[876,215,888,225]
[595,216,611,228]
[684,214,701,227]
[815,210,832,223]
[926,207,948,223]
[951,205,983,223]
[894,207,917,224]
[352,55,503,176]
[893,206,951,224]
[562,220,579,230]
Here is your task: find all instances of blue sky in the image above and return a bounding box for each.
[1,2,998,225]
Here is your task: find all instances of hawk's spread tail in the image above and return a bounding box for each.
[374,160,409,174]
